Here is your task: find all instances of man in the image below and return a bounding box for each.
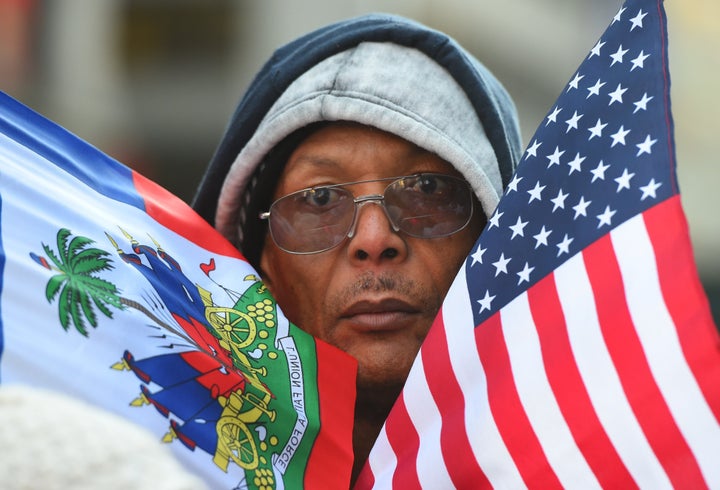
[192,13,523,481]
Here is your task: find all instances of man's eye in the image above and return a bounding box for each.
[305,187,335,207]
[409,175,451,196]
[418,175,439,194]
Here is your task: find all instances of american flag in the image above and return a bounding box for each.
[357,0,720,487]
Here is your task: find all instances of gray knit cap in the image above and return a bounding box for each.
[215,42,504,245]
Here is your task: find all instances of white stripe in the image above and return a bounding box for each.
[612,213,720,486]
[403,351,455,488]
[442,267,526,489]
[365,427,397,489]
[555,252,673,489]
[501,292,601,488]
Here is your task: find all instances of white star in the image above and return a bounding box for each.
[588,119,608,140]
[470,246,487,266]
[533,226,552,249]
[551,189,569,212]
[525,139,542,159]
[573,196,592,219]
[565,111,584,133]
[610,126,631,147]
[546,106,562,126]
[586,79,606,98]
[615,168,635,191]
[568,72,584,91]
[636,135,658,156]
[596,206,617,228]
[492,253,511,277]
[610,45,629,66]
[613,7,627,24]
[640,178,662,200]
[527,182,546,203]
[590,40,606,58]
[517,263,535,285]
[629,9,648,31]
[546,146,565,167]
[633,93,654,113]
[608,83,628,105]
[509,216,529,239]
[567,153,586,175]
[507,174,523,193]
[630,50,650,71]
[557,234,574,257]
[591,160,610,182]
[488,211,503,229]
[477,290,496,313]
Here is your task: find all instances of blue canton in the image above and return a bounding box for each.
[468,0,676,326]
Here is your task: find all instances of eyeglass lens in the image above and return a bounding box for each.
[265,174,472,254]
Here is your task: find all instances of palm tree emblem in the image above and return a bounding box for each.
[30,228,123,336]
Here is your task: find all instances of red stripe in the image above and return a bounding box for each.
[585,229,706,488]
[475,312,563,489]
[422,313,491,488]
[643,197,720,421]
[527,272,636,488]
[132,171,242,258]
[353,463,376,489]
[304,339,356,489]
[385,394,422,489]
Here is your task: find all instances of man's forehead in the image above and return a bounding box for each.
[278,123,456,182]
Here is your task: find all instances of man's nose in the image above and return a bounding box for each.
[346,200,408,262]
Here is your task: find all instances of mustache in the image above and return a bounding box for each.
[328,271,440,319]
[348,271,414,295]
[354,272,404,293]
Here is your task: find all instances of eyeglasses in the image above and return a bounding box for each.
[259,173,474,254]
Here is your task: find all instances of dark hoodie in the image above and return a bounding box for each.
[192,13,523,268]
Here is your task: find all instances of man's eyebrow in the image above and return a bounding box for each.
[290,155,340,168]
[285,155,352,179]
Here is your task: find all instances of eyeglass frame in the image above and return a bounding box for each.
[258,173,475,255]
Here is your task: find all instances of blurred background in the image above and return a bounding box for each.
[1,0,717,320]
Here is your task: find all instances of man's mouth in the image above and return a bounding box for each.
[339,298,420,331]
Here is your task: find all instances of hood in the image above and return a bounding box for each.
[192,13,523,263]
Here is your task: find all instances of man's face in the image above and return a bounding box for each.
[260,123,485,395]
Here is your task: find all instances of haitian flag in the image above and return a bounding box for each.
[359,0,720,488]
[0,91,356,488]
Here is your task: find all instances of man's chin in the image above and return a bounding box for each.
[354,359,412,414]
[333,334,425,411]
